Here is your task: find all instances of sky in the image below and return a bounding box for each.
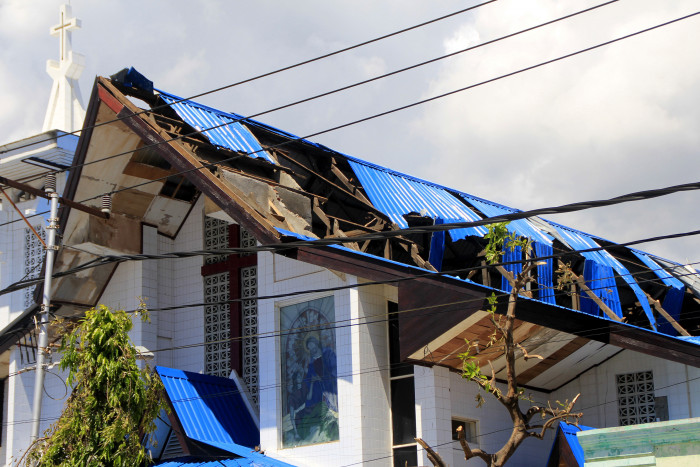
[1,0,698,266]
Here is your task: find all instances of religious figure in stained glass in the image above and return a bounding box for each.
[280,296,339,448]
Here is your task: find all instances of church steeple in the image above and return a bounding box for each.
[42,3,86,133]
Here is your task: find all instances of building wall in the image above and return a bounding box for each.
[578,417,700,466]
[414,366,555,467]
[257,252,393,467]
[552,349,699,429]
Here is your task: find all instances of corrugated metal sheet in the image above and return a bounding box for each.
[632,251,685,335]
[348,160,487,241]
[462,196,553,245]
[156,457,292,467]
[157,92,275,164]
[156,366,259,449]
[551,225,655,328]
[546,422,594,467]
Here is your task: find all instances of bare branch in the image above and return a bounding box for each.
[415,438,446,467]
[456,425,473,459]
[516,342,544,361]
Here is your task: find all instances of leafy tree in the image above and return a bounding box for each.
[417,223,582,467]
[25,305,167,466]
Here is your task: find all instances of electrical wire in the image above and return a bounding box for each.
[9,0,617,188]
[0,1,498,157]
[20,265,700,373]
[2,218,698,299]
[340,374,700,467]
[3,8,698,231]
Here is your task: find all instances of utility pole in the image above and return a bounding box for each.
[30,173,60,442]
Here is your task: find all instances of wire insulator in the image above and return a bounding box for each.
[101,193,112,214]
[45,173,56,194]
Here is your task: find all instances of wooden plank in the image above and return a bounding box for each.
[275,150,389,221]
[0,175,108,219]
[517,336,589,384]
[643,291,691,336]
[558,260,621,322]
[329,161,372,205]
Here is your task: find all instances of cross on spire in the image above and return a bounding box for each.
[50,4,81,63]
[42,4,86,133]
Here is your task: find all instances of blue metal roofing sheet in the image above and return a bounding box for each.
[156,366,259,449]
[274,228,699,347]
[552,225,656,328]
[157,92,275,164]
[156,457,295,467]
[631,251,685,290]
[348,159,487,241]
[546,422,594,467]
[462,196,553,245]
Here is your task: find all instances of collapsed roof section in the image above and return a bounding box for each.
[36,68,699,384]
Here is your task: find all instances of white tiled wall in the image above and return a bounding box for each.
[257,253,394,467]
[552,348,698,429]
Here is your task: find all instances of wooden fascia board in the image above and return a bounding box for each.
[59,77,102,230]
[95,78,280,245]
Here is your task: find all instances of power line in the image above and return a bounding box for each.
[3,8,697,230]
[21,265,700,365]
[342,375,700,466]
[0,0,498,157]
[2,215,698,299]
[12,0,616,186]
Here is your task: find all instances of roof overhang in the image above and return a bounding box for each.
[288,239,700,392]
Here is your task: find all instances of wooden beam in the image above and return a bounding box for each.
[558,260,621,322]
[495,265,533,298]
[481,260,491,287]
[0,175,108,219]
[643,291,691,336]
[274,150,390,221]
[329,159,372,205]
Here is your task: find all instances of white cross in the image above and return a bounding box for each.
[50,4,81,63]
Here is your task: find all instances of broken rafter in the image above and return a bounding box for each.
[329,157,372,205]
[274,150,390,222]
[217,166,327,202]
[643,291,691,336]
[557,260,622,322]
[0,175,108,220]
[495,265,533,298]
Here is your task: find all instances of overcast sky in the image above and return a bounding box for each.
[1,0,698,266]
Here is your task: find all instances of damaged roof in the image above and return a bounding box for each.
[16,67,698,388]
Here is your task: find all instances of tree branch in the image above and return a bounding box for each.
[415,438,446,467]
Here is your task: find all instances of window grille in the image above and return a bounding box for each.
[204,272,230,377]
[241,264,259,409]
[617,371,655,425]
[204,216,229,264]
[23,226,46,307]
[240,226,256,253]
